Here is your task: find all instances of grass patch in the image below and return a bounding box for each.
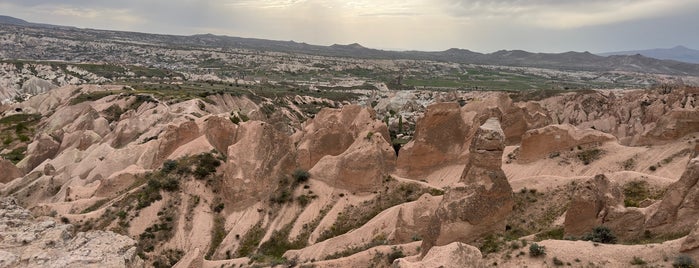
[577,148,602,165]
[81,199,109,213]
[535,227,565,241]
[206,215,227,259]
[236,222,265,258]
[69,90,120,105]
[623,180,664,208]
[324,233,389,260]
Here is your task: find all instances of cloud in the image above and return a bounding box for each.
[0,0,698,52]
[439,0,699,28]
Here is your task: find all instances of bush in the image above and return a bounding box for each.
[529,243,546,257]
[194,153,221,179]
[577,148,602,165]
[161,177,179,192]
[674,255,696,268]
[631,256,647,265]
[582,226,617,244]
[387,248,405,264]
[292,169,310,184]
[162,160,178,174]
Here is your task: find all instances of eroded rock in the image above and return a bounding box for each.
[0,197,143,268]
[420,118,513,254]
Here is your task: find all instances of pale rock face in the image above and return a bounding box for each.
[295,104,389,170]
[646,156,699,233]
[203,115,238,156]
[153,121,201,166]
[18,133,60,172]
[223,121,297,206]
[309,130,396,192]
[564,174,623,237]
[0,159,23,183]
[394,242,484,268]
[420,118,513,255]
[518,124,616,163]
[563,174,647,241]
[0,197,143,268]
[681,219,699,259]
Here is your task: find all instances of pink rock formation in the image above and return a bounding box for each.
[295,104,389,170]
[518,124,616,163]
[396,102,476,179]
[646,156,699,233]
[420,118,513,255]
[0,159,23,183]
[309,130,396,192]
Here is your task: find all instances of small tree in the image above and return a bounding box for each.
[529,243,546,257]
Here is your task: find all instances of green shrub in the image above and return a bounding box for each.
[529,243,546,257]
[582,226,617,244]
[297,195,311,206]
[480,234,503,254]
[161,177,179,192]
[194,153,221,179]
[673,255,697,268]
[577,148,602,165]
[230,115,241,124]
[162,160,178,174]
[292,169,310,184]
[631,256,647,265]
[387,248,405,264]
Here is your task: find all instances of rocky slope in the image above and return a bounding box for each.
[0,85,698,267]
[0,197,142,267]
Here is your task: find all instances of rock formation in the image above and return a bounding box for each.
[309,130,395,192]
[0,159,22,183]
[538,87,699,145]
[518,124,616,163]
[222,121,297,206]
[295,104,389,170]
[0,198,143,267]
[396,102,477,179]
[394,242,484,268]
[646,155,699,232]
[420,118,513,255]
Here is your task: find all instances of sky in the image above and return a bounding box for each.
[1,0,698,53]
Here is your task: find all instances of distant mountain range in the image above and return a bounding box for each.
[0,15,68,29]
[2,15,699,76]
[600,46,699,64]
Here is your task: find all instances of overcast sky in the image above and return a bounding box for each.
[1,0,698,53]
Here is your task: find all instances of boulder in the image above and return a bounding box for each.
[309,131,396,192]
[420,118,513,254]
[518,124,616,163]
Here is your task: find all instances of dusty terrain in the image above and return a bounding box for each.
[0,83,697,268]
